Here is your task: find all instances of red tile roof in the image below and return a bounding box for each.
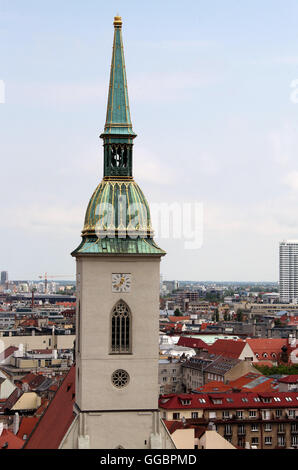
[163,420,206,438]
[196,381,233,393]
[177,337,208,349]
[0,346,18,362]
[228,373,278,392]
[208,339,246,359]
[55,302,76,307]
[168,316,191,323]
[17,417,39,441]
[20,318,38,327]
[24,366,75,449]
[164,323,183,332]
[159,391,298,410]
[246,338,287,360]
[278,375,298,384]
[35,398,50,418]
[0,429,24,449]
[4,388,22,411]
[17,373,47,390]
[164,420,186,434]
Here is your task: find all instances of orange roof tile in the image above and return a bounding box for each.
[168,316,191,323]
[17,417,39,441]
[247,338,287,355]
[0,429,24,449]
[208,339,246,359]
[24,366,75,449]
[196,381,232,393]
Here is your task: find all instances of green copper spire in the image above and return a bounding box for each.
[100,16,136,178]
[71,16,166,257]
[103,16,136,136]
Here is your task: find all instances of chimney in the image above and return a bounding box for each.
[13,412,20,435]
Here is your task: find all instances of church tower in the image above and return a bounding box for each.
[70,16,169,449]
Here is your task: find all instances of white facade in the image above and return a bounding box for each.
[279,240,298,303]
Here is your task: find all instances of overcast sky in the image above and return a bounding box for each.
[1,0,298,282]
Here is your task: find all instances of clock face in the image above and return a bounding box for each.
[112,273,131,293]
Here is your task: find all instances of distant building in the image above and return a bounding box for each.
[163,281,179,294]
[279,240,298,303]
[1,271,8,285]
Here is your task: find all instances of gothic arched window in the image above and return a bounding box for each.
[111,301,131,354]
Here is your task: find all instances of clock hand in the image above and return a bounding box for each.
[115,277,125,288]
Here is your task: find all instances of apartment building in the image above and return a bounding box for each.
[280,241,298,303]
[159,359,183,394]
[159,391,298,449]
[182,354,260,391]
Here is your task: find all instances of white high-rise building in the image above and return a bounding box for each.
[279,240,298,303]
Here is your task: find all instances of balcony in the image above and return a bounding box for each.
[237,429,246,436]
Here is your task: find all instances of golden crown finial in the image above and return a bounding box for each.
[114,15,122,28]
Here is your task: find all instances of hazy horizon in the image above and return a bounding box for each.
[1,1,298,281]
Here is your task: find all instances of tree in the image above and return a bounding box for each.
[254,363,298,376]
[174,308,181,316]
[212,309,219,322]
[236,309,243,322]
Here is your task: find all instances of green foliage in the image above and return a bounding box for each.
[254,363,298,376]
[236,309,244,322]
[205,292,223,302]
[174,308,182,316]
[212,309,219,322]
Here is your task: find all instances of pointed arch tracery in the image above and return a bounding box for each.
[111,300,131,354]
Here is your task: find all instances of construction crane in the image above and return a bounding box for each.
[38,273,75,294]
